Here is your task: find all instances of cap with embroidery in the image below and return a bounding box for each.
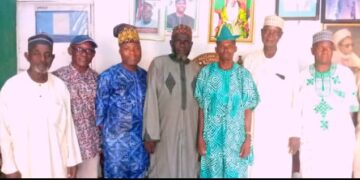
[70,35,98,48]
[333,28,351,46]
[263,15,284,29]
[216,23,239,41]
[172,24,192,38]
[113,23,140,45]
[28,33,53,47]
[313,30,333,44]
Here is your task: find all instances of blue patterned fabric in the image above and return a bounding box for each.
[96,64,149,178]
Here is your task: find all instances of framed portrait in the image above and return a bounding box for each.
[165,0,198,35]
[321,0,360,23]
[275,0,319,20]
[324,23,360,56]
[208,0,255,43]
[131,0,165,41]
[35,4,93,42]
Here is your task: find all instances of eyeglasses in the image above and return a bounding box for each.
[72,47,96,56]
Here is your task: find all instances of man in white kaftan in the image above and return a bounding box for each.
[0,34,82,178]
[243,15,300,178]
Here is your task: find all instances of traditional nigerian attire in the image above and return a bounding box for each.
[143,54,200,178]
[53,65,100,178]
[243,49,300,178]
[96,64,149,178]
[0,72,82,178]
[297,64,358,178]
[195,62,259,178]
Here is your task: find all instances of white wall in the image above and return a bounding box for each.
[17,0,324,74]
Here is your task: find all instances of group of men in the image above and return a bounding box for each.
[0,13,359,178]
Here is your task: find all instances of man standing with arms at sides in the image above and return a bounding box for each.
[0,33,82,178]
[167,0,195,29]
[143,24,200,178]
[53,35,100,178]
[243,15,300,178]
[96,24,149,178]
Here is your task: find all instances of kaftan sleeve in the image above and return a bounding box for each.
[142,60,162,141]
[194,66,207,109]
[95,74,110,127]
[241,68,259,110]
[0,88,18,174]
[288,63,302,138]
[344,68,360,112]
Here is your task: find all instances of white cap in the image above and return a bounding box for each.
[313,30,333,44]
[263,15,284,29]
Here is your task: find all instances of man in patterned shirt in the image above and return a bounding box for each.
[53,35,100,178]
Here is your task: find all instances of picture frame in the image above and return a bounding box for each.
[130,0,165,41]
[275,0,319,20]
[165,0,198,36]
[321,0,360,23]
[324,23,360,56]
[208,0,255,43]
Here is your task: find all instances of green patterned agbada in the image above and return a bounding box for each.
[195,62,259,178]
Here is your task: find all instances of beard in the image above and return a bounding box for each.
[176,54,188,62]
[32,65,49,74]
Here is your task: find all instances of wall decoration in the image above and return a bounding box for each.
[131,0,165,40]
[208,0,254,43]
[165,0,198,36]
[275,0,319,20]
[321,0,360,23]
[324,23,360,56]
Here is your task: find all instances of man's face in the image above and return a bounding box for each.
[119,42,142,67]
[142,4,153,23]
[215,40,237,61]
[69,42,96,70]
[26,44,54,74]
[261,26,283,47]
[312,41,334,66]
[170,33,193,58]
[338,37,354,55]
[175,0,186,14]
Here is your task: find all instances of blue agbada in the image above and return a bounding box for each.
[96,63,149,178]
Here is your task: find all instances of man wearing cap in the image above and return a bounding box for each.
[142,24,200,178]
[195,23,259,178]
[96,24,149,178]
[166,0,195,29]
[53,35,100,178]
[135,1,158,28]
[243,15,300,178]
[0,33,82,178]
[296,30,358,178]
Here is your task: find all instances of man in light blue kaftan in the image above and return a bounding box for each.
[96,24,149,178]
[195,23,259,178]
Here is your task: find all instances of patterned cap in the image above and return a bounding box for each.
[216,23,239,41]
[28,33,53,47]
[313,30,333,44]
[113,23,140,45]
[172,24,192,38]
[263,15,284,29]
[333,28,351,46]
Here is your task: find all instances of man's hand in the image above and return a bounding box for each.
[67,165,77,178]
[289,137,300,155]
[197,136,206,156]
[144,141,157,154]
[240,137,251,158]
[5,171,21,178]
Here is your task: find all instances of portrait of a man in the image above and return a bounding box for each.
[135,1,159,29]
[166,0,195,29]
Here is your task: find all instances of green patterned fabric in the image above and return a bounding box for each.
[195,62,259,178]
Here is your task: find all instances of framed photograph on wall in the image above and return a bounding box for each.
[275,0,319,20]
[208,0,255,43]
[321,0,360,23]
[131,0,165,41]
[165,0,198,35]
[324,23,360,56]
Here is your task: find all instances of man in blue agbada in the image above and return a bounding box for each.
[195,23,260,178]
[96,23,149,178]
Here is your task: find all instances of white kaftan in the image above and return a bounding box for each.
[297,64,358,178]
[0,72,82,178]
[244,50,300,178]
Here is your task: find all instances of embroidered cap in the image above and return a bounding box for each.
[313,30,333,44]
[333,28,351,46]
[263,15,284,29]
[113,23,140,45]
[70,35,98,48]
[172,24,192,38]
[28,33,53,47]
[216,23,239,41]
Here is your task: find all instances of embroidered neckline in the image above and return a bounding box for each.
[310,64,336,79]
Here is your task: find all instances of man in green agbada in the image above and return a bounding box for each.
[195,23,260,178]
